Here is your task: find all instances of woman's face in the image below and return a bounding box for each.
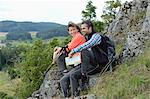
[68,26,78,36]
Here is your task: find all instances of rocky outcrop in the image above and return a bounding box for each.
[28,69,63,99]
[28,69,101,99]
[142,0,150,32]
[107,0,150,60]
[122,31,149,58]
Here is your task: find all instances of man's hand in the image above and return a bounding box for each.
[68,51,74,58]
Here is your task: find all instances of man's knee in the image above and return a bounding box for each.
[60,75,68,84]
[81,49,90,57]
[70,72,76,80]
[81,49,88,54]
[70,72,81,81]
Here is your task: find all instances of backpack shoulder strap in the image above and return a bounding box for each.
[96,34,108,57]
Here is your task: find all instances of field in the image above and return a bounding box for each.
[0,32,7,40]
[29,31,37,39]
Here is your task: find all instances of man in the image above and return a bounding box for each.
[67,20,109,98]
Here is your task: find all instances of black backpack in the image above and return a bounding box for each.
[100,34,116,61]
[85,34,116,77]
[86,33,116,62]
[98,34,116,73]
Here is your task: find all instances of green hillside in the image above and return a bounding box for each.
[90,41,150,99]
[0,20,66,32]
[0,21,68,40]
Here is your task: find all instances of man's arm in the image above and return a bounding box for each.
[67,34,86,51]
[71,33,101,54]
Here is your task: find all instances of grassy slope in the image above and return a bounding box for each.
[90,41,150,99]
[0,71,21,97]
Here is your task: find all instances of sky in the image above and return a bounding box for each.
[0,0,130,25]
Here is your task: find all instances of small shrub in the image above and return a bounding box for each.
[7,68,19,79]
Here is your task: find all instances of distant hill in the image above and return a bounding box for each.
[0,20,66,32]
[0,20,68,39]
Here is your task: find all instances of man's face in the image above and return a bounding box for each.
[81,23,91,35]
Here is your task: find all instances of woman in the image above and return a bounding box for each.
[53,21,86,73]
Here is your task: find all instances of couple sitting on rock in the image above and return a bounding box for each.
[52,20,109,99]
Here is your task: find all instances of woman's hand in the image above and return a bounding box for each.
[68,51,74,58]
[52,47,62,64]
[54,47,62,53]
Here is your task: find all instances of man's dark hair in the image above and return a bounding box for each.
[81,20,96,33]
[67,21,81,33]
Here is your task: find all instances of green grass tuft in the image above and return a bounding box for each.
[89,40,150,99]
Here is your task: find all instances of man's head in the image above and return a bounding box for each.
[67,21,80,36]
[81,20,95,35]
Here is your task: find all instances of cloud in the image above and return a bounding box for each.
[0,0,130,24]
[0,0,86,24]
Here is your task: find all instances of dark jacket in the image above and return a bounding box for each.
[86,32,108,64]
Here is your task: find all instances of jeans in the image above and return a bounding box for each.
[56,52,67,72]
[60,66,81,97]
[60,49,97,97]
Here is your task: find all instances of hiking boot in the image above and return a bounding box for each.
[80,74,89,90]
[81,74,89,84]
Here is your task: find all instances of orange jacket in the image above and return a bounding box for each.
[67,32,86,51]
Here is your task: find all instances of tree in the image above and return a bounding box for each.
[1,46,23,66]
[93,21,105,32]
[81,0,97,21]
[17,40,55,98]
[0,50,5,70]
[6,32,32,40]
[81,0,104,32]
[36,26,68,39]
[101,0,121,25]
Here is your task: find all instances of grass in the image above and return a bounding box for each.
[0,71,21,97]
[89,41,150,99]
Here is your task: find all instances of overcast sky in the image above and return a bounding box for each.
[0,0,130,25]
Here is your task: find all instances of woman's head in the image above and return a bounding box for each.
[67,21,80,36]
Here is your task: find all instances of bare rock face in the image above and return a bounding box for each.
[27,69,101,99]
[122,31,149,58]
[107,0,150,60]
[107,0,149,35]
[142,0,150,32]
[28,69,63,99]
